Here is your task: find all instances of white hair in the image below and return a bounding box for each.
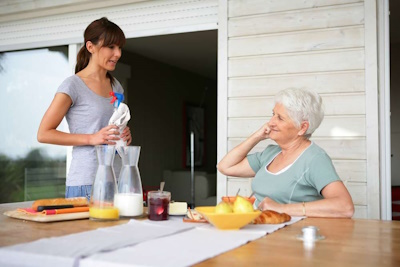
[274,88,324,139]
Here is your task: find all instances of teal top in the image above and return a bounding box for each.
[247,142,340,206]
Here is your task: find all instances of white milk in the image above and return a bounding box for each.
[114,193,143,217]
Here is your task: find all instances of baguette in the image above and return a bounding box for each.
[32,197,88,211]
[252,210,291,224]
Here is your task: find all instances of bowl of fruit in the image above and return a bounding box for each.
[221,195,256,205]
[195,196,261,230]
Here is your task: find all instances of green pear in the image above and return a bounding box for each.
[233,196,254,213]
[215,201,233,214]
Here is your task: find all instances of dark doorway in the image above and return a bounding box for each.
[118,30,218,203]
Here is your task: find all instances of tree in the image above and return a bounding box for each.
[0,149,66,203]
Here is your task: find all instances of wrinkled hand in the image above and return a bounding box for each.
[258,196,282,212]
[120,126,132,146]
[90,125,120,145]
[254,122,271,141]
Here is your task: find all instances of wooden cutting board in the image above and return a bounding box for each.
[3,209,89,222]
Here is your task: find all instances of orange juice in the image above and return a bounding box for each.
[89,206,119,220]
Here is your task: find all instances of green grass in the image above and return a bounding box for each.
[25,184,66,201]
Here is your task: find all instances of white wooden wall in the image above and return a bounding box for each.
[224,0,376,219]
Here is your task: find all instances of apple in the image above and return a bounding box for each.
[215,201,233,214]
[233,195,254,213]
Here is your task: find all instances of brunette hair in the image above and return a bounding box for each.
[75,17,126,85]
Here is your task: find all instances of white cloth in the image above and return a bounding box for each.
[81,228,264,267]
[0,217,303,267]
[0,220,193,267]
[81,217,303,267]
[108,103,131,150]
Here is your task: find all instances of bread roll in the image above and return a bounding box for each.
[32,197,88,211]
[252,210,291,224]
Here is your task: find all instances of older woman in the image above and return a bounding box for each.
[217,88,354,218]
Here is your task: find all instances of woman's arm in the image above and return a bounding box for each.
[217,123,270,177]
[37,93,120,146]
[258,181,355,218]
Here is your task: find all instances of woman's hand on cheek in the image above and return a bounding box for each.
[264,124,271,137]
[255,122,271,140]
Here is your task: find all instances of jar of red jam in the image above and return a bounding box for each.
[147,191,171,221]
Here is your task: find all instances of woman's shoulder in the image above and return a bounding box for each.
[57,75,83,97]
[258,144,281,159]
[59,75,82,87]
[247,144,280,170]
[248,144,279,158]
[303,142,333,163]
[308,142,328,155]
[64,74,80,82]
[265,144,280,153]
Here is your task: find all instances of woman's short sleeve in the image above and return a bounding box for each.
[56,76,79,106]
[247,152,263,173]
[307,152,341,194]
[247,145,280,174]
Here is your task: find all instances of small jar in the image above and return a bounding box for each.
[147,191,171,221]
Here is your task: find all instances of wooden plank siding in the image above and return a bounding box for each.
[228,94,365,117]
[228,0,364,17]
[229,26,364,57]
[226,0,368,218]
[228,71,365,97]
[228,138,367,160]
[229,49,364,77]
[228,117,366,139]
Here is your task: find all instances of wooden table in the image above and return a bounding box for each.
[1,202,400,267]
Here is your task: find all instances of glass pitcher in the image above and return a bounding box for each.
[89,145,119,221]
[114,146,144,217]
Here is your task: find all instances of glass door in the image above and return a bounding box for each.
[0,46,70,203]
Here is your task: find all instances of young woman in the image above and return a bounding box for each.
[37,17,132,199]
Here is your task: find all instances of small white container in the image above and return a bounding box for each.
[297,226,325,241]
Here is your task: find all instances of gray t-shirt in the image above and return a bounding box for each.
[247,142,340,206]
[57,75,124,186]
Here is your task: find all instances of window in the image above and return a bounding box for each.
[0,46,70,203]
